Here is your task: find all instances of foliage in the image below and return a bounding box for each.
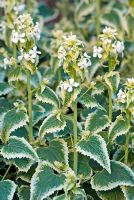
[0,0,134,199]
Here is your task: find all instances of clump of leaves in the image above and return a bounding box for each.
[0,0,134,200]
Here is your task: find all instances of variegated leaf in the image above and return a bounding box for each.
[109,115,129,142]
[0,82,13,96]
[18,185,30,200]
[13,158,35,172]
[35,86,60,108]
[91,161,134,191]
[39,113,66,138]
[85,109,110,134]
[1,108,28,143]
[79,89,99,108]
[104,71,120,92]
[77,134,111,173]
[0,180,17,200]
[30,163,66,200]
[36,139,69,168]
[1,136,38,161]
[98,187,125,200]
[122,186,134,200]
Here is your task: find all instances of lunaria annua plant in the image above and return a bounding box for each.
[0,0,134,200]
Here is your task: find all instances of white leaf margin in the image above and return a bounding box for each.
[91,161,134,191]
[30,162,65,200]
[1,136,39,161]
[76,134,111,173]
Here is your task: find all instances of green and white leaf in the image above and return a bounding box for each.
[37,139,69,168]
[13,158,35,172]
[85,109,110,134]
[0,180,17,200]
[122,186,134,200]
[1,108,28,143]
[30,163,66,200]
[36,86,60,108]
[18,185,30,200]
[109,115,130,142]
[8,66,22,82]
[1,136,38,161]
[77,134,111,173]
[91,161,134,191]
[98,187,125,200]
[0,82,13,96]
[39,113,66,138]
[104,71,120,92]
[79,89,99,108]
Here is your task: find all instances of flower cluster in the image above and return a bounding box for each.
[117,89,126,103]
[18,46,41,64]
[58,33,91,75]
[93,26,124,61]
[11,14,40,45]
[60,78,79,93]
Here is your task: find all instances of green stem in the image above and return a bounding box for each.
[124,132,129,164]
[108,88,112,121]
[96,0,101,43]
[2,164,11,180]
[26,70,33,143]
[124,111,130,164]
[73,99,78,175]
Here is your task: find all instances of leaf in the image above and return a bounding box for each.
[62,88,80,108]
[36,139,69,167]
[39,113,66,138]
[69,153,92,179]
[77,134,111,173]
[13,158,35,172]
[1,136,38,161]
[104,71,120,92]
[85,109,110,134]
[35,86,60,108]
[109,115,129,142]
[79,89,99,108]
[122,186,134,200]
[30,163,66,200]
[8,66,22,82]
[98,187,125,200]
[1,108,28,143]
[0,82,13,96]
[18,185,30,200]
[91,161,134,191]
[0,180,17,200]
[32,104,46,125]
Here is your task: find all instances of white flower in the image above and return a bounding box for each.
[14,3,25,15]
[58,46,66,64]
[3,58,10,69]
[63,33,83,46]
[28,46,41,63]
[126,77,134,88]
[33,22,40,40]
[102,26,117,37]
[78,52,91,69]
[11,30,19,43]
[18,46,41,63]
[112,41,124,54]
[93,46,103,58]
[19,33,25,43]
[117,89,126,103]
[60,79,79,93]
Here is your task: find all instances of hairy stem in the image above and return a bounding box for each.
[2,164,11,180]
[96,0,101,43]
[26,70,33,143]
[73,99,78,175]
[108,88,112,121]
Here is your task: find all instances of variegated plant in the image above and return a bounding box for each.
[0,0,134,200]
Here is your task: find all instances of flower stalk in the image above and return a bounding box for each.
[73,99,78,175]
[124,110,130,164]
[96,0,101,43]
[26,70,33,143]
